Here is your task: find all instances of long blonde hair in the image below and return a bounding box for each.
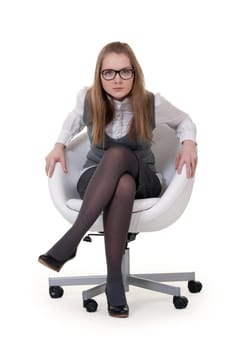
[86,42,153,145]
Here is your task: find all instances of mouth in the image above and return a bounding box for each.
[113,87,123,91]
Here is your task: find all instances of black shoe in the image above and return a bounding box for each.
[38,251,76,272]
[38,254,64,272]
[107,303,129,318]
[105,289,129,318]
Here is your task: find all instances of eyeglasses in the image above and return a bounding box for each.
[101,68,134,81]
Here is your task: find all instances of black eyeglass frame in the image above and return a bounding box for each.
[100,68,135,81]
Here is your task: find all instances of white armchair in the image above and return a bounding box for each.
[47,125,202,312]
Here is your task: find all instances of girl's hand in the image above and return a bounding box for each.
[176,140,198,178]
[45,143,67,177]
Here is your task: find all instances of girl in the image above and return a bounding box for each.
[39,41,197,318]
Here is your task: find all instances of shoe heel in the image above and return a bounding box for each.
[105,289,129,318]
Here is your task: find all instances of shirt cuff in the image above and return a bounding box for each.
[179,133,197,144]
[56,129,73,146]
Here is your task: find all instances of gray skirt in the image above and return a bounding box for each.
[77,155,162,200]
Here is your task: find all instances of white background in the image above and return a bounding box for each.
[1,0,230,348]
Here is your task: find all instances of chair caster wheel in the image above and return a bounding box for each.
[188,280,203,293]
[49,286,64,298]
[83,299,98,312]
[173,296,188,309]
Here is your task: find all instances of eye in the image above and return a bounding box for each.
[102,69,115,79]
[121,69,131,76]
[120,69,134,79]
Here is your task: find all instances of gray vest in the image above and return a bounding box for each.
[82,94,156,172]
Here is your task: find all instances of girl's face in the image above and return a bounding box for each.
[100,53,134,101]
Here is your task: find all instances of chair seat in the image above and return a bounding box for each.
[66,197,160,214]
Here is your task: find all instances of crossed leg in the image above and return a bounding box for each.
[46,146,138,296]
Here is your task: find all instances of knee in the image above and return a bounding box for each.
[105,146,132,163]
[101,146,138,178]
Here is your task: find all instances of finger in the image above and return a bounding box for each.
[178,158,192,178]
[186,163,192,178]
[176,158,184,174]
[60,156,68,173]
[190,162,195,178]
[48,160,55,178]
[175,153,181,172]
[189,157,197,178]
[45,159,51,177]
[45,163,49,176]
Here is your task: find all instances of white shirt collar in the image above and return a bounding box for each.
[107,94,131,110]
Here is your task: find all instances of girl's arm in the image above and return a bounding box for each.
[45,87,87,177]
[155,93,197,178]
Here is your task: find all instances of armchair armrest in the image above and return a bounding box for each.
[133,165,194,231]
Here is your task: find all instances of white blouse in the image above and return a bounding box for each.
[56,86,196,146]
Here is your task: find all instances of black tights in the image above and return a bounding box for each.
[48,146,139,305]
